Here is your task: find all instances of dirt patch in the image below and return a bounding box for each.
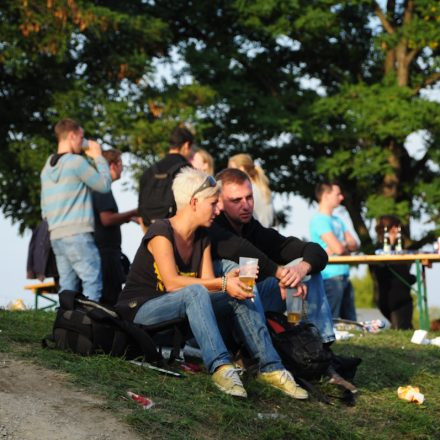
[0,355,141,440]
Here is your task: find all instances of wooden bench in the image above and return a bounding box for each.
[24,281,58,310]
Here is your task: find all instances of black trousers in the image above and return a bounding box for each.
[99,248,128,306]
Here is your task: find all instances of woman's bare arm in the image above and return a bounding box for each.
[148,236,222,292]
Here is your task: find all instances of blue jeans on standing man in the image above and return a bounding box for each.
[51,232,102,302]
[323,275,357,321]
[133,284,284,374]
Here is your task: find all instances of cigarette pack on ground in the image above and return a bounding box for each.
[127,391,155,409]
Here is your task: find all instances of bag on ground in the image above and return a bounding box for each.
[43,290,162,362]
[265,311,332,380]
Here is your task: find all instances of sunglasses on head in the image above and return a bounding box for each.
[191,175,217,199]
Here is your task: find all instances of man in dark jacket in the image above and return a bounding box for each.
[138,125,194,231]
[210,168,335,344]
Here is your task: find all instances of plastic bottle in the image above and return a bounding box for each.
[383,226,391,253]
[395,226,403,253]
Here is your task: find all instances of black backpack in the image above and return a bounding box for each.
[138,161,185,226]
[266,311,332,380]
[43,290,162,362]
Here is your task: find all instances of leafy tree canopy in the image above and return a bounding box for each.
[0,0,212,231]
[156,0,439,248]
[1,0,439,250]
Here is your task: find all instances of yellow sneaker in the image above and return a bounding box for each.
[212,364,247,398]
[259,370,308,400]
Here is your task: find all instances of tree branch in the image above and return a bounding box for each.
[407,230,437,251]
[406,47,419,66]
[413,72,440,94]
[374,1,395,35]
[423,71,440,88]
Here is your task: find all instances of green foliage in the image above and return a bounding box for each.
[1,310,440,439]
[365,195,411,221]
[0,0,439,248]
[158,0,440,248]
[0,0,210,232]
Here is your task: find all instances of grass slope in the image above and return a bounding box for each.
[1,310,439,440]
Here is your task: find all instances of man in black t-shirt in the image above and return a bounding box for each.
[92,149,138,305]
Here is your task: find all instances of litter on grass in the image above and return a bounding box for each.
[360,319,386,333]
[6,299,27,311]
[411,330,440,346]
[397,386,424,404]
[334,330,355,341]
[126,391,155,409]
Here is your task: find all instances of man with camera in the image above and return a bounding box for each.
[40,118,111,301]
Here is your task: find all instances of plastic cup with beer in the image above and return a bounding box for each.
[284,258,311,325]
[239,257,258,296]
[285,289,303,325]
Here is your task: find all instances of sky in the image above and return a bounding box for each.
[1,162,439,310]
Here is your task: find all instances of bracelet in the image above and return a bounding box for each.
[221,275,227,293]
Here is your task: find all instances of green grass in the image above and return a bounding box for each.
[1,310,440,439]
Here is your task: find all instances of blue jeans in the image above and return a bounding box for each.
[51,233,102,301]
[214,260,335,344]
[323,275,357,321]
[133,284,283,374]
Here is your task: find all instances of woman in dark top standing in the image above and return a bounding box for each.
[116,167,307,399]
[372,215,416,329]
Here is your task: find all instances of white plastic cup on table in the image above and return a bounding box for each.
[239,257,258,298]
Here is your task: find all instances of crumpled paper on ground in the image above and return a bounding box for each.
[6,299,27,311]
[397,386,424,404]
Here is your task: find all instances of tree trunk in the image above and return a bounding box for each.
[342,193,373,250]
[382,139,402,199]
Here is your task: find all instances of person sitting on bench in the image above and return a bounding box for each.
[115,167,308,400]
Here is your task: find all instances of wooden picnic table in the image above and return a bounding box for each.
[328,253,440,330]
[24,280,58,310]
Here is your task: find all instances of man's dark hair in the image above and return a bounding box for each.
[314,180,339,202]
[102,148,122,166]
[169,125,194,150]
[55,118,81,141]
[216,168,250,186]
